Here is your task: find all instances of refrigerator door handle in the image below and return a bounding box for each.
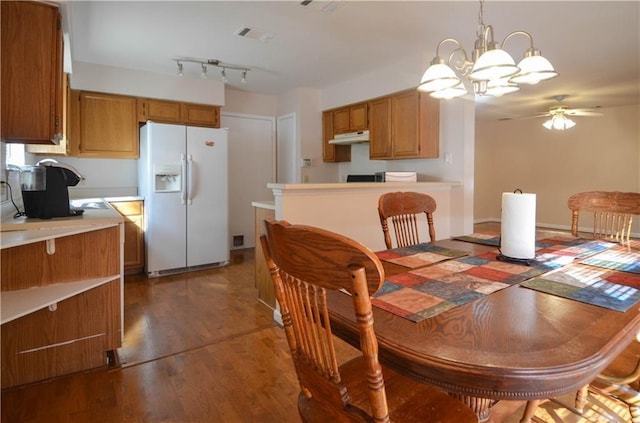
[180,154,187,205]
[187,154,193,205]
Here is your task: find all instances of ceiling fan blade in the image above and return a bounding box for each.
[564,108,603,117]
[497,113,550,121]
[518,112,552,120]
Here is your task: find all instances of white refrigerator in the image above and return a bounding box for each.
[138,122,229,277]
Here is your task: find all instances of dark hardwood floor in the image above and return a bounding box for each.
[1,223,634,422]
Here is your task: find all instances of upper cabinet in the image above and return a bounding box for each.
[138,98,220,128]
[322,102,368,162]
[26,74,71,156]
[368,96,393,159]
[68,91,139,159]
[322,111,351,162]
[182,103,220,127]
[332,102,368,134]
[370,90,440,160]
[1,1,63,144]
[322,90,438,162]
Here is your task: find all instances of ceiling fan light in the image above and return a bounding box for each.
[510,54,558,84]
[430,83,467,99]
[418,63,461,92]
[469,48,519,81]
[544,114,575,130]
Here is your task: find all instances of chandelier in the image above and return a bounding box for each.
[418,0,558,99]
[543,109,576,130]
[173,58,250,84]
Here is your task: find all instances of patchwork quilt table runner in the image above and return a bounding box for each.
[522,242,640,311]
[376,243,469,269]
[372,237,620,323]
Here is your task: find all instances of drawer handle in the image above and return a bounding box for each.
[46,239,55,255]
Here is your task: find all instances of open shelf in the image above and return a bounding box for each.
[1,275,120,324]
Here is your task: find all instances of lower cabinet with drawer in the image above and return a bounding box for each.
[109,200,144,274]
[1,224,122,388]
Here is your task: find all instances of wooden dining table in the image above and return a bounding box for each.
[326,232,640,423]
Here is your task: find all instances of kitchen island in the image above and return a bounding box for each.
[0,201,124,388]
[268,181,468,252]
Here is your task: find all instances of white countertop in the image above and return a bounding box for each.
[1,198,124,234]
[267,181,461,191]
[251,200,275,210]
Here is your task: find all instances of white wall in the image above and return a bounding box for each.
[475,103,640,232]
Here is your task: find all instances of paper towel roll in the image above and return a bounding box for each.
[501,192,536,259]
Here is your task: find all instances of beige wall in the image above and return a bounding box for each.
[475,103,640,231]
[71,62,225,105]
[223,87,278,116]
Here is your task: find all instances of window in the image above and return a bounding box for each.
[6,143,25,167]
[2,143,25,203]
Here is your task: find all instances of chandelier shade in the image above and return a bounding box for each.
[469,49,520,81]
[484,78,519,97]
[429,82,467,99]
[418,62,461,92]
[418,0,557,99]
[510,53,559,84]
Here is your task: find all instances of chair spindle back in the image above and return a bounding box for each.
[378,191,437,249]
[260,219,388,421]
[568,191,640,243]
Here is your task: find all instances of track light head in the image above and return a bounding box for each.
[173,58,249,84]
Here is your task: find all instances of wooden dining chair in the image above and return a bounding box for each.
[378,191,437,249]
[522,191,640,423]
[590,338,640,422]
[568,191,640,243]
[260,218,478,423]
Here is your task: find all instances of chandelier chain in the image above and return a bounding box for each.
[476,0,485,37]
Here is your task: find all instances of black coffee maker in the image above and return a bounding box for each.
[20,160,84,219]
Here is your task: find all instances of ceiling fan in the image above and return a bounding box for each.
[522,95,603,130]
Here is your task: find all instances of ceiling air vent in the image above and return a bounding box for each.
[234,26,275,43]
[300,0,342,13]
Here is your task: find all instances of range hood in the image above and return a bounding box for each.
[329,130,369,145]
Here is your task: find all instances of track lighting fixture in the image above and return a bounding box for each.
[173,58,250,84]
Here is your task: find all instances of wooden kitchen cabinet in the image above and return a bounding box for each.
[1,225,122,388]
[370,89,440,160]
[138,98,182,124]
[138,98,220,128]
[332,102,368,134]
[27,73,71,156]
[368,96,393,159]
[69,91,139,158]
[322,110,351,162]
[1,1,64,144]
[182,103,220,127]
[109,201,144,273]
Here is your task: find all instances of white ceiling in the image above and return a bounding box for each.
[64,1,639,120]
